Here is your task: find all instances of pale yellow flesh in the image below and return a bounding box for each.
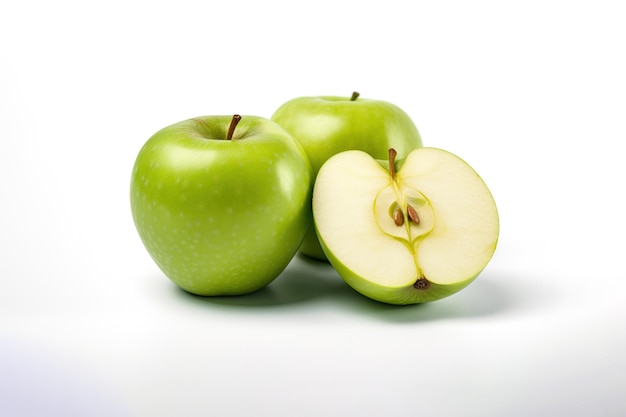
[313,152,417,287]
[313,148,499,288]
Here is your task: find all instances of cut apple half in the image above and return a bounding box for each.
[312,147,499,304]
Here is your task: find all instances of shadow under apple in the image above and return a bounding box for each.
[171,254,351,308]
[336,272,515,323]
[168,255,541,324]
[344,266,564,324]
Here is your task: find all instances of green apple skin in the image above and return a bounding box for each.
[313,148,499,305]
[130,115,313,296]
[272,94,423,260]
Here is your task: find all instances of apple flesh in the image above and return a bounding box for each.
[272,92,423,260]
[313,147,499,304]
[130,115,313,296]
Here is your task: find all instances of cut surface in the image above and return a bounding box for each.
[397,148,499,285]
[313,148,499,292]
[313,151,418,287]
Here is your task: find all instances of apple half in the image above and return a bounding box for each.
[312,147,499,305]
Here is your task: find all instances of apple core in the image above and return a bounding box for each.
[375,148,437,288]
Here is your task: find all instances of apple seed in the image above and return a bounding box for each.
[393,207,404,226]
[407,204,420,225]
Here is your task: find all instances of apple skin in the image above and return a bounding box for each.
[130,115,313,296]
[318,245,480,305]
[272,94,423,259]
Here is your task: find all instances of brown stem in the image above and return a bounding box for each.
[226,114,242,140]
[350,91,360,101]
[388,148,397,180]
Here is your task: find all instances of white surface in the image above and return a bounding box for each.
[1,1,625,416]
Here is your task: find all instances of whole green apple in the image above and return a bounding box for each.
[271,92,422,260]
[313,147,499,305]
[130,115,313,296]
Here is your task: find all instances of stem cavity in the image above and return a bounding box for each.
[226,114,242,140]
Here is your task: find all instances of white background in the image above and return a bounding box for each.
[1,1,625,416]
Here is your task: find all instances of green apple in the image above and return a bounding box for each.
[312,147,499,305]
[272,92,423,259]
[130,115,313,296]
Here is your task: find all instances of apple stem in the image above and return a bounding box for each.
[388,148,397,179]
[350,91,360,101]
[226,114,242,140]
[389,148,421,227]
